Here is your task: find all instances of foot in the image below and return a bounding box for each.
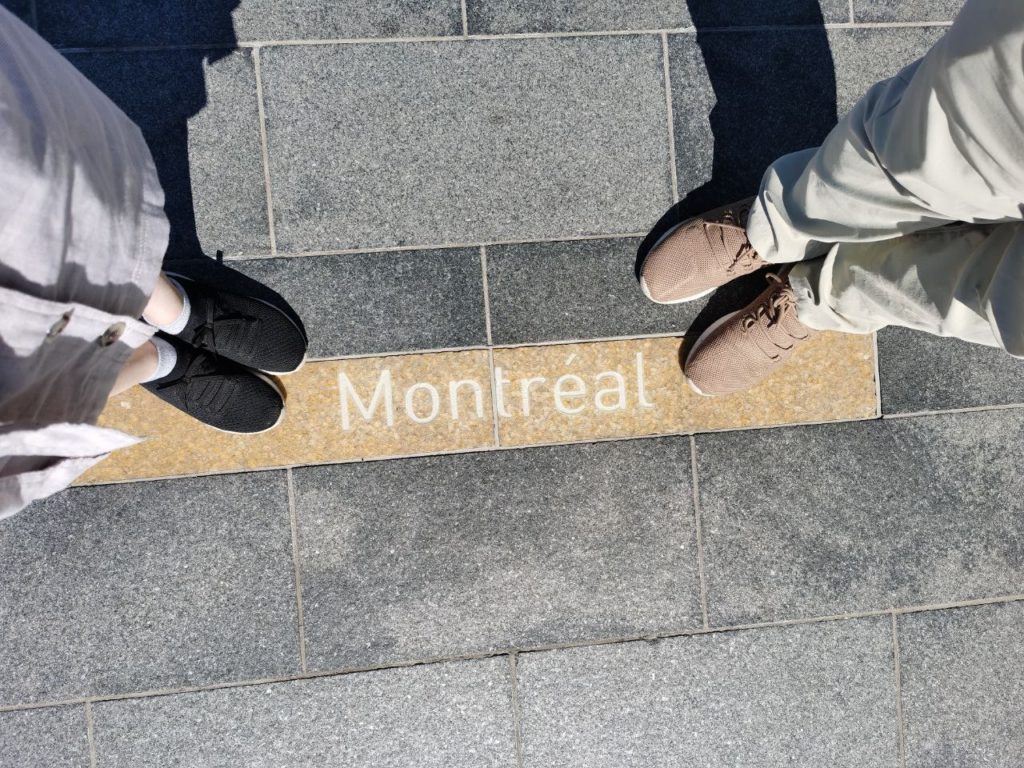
[684,272,816,397]
[640,197,766,304]
[163,272,308,375]
[142,334,285,433]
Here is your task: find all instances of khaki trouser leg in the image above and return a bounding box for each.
[745,0,1024,353]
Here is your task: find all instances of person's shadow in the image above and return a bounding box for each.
[638,0,839,341]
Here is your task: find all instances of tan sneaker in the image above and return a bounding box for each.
[684,272,816,397]
[640,198,766,304]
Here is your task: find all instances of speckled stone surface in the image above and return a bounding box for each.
[259,37,672,252]
[486,238,695,344]
[292,438,700,669]
[0,473,297,705]
[853,0,964,23]
[465,0,685,34]
[67,49,270,257]
[91,658,516,768]
[0,707,90,768]
[696,410,1024,626]
[0,0,32,25]
[81,352,496,484]
[234,249,487,358]
[878,327,1024,413]
[494,334,877,446]
[38,0,462,46]
[898,602,1024,768]
[517,617,898,768]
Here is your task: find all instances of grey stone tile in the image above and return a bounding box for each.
[0,707,90,768]
[37,0,461,47]
[668,27,941,207]
[234,249,486,358]
[1,0,32,25]
[67,49,270,258]
[853,0,964,23]
[92,658,515,768]
[0,472,297,706]
[879,327,1024,413]
[696,411,1024,625]
[260,37,672,252]
[487,237,696,344]
[518,617,898,768]
[899,602,1024,768]
[465,0,685,34]
[293,438,700,671]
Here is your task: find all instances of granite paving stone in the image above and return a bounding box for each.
[899,602,1024,768]
[67,49,270,258]
[292,438,700,670]
[1,0,32,25]
[0,707,90,768]
[878,327,1024,413]
[486,238,696,344]
[465,0,685,34]
[235,249,486,358]
[259,37,672,252]
[853,0,964,23]
[91,658,515,768]
[0,472,298,705]
[37,0,462,47]
[518,617,898,768]
[696,411,1024,625]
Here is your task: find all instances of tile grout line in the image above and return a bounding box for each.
[508,654,526,768]
[891,612,908,768]
[689,435,710,629]
[287,468,308,673]
[5,592,1024,715]
[251,46,279,256]
[660,31,680,204]
[52,20,956,55]
[480,246,493,346]
[883,401,1024,420]
[872,331,882,418]
[84,701,98,768]
[460,0,469,36]
[481,245,503,447]
[849,0,856,24]
[28,0,38,30]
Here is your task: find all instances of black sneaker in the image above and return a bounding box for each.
[164,271,307,375]
[143,334,285,434]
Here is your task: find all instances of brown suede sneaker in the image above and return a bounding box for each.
[684,272,816,396]
[640,197,766,304]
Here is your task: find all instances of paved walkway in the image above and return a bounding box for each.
[5,1,1024,766]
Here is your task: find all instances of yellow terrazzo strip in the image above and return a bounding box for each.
[78,333,876,485]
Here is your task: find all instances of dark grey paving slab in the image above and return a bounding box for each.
[853,0,964,23]
[696,411,1024,626]
[235,249,486,358]
[899,602,1024,768]
[38,0,461,46]
[1,0,32,25]
[92,658,515,768]
[487,237,697,344]
[67,49,270,258]
[878,327,1024,413]
[0,707,90,768]
[260,37,672,252]
[0,472,297,706]
[518,617,898,768]
[293,438,700,671]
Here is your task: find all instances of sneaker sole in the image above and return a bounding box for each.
[638,223,721,305]
[683,309,743,397]
[165,271,308,376]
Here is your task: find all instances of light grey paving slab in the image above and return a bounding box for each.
[518,617,899,768]
[293,438,700,671]
[235,249,486,358]
[0,472,297,706]
[260,37,672,252]
[92,657,516,768]
[899,602,1024,768]
[67,49,270,258]
[465,0,685,34]
[878,327,1024,413]
[853,0,964,23]
[38,0,461,46]
[696,411,1024,625]
[487,237,696,344]
[0,707,90,768]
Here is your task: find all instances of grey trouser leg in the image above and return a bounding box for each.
[745,0,1024,353]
